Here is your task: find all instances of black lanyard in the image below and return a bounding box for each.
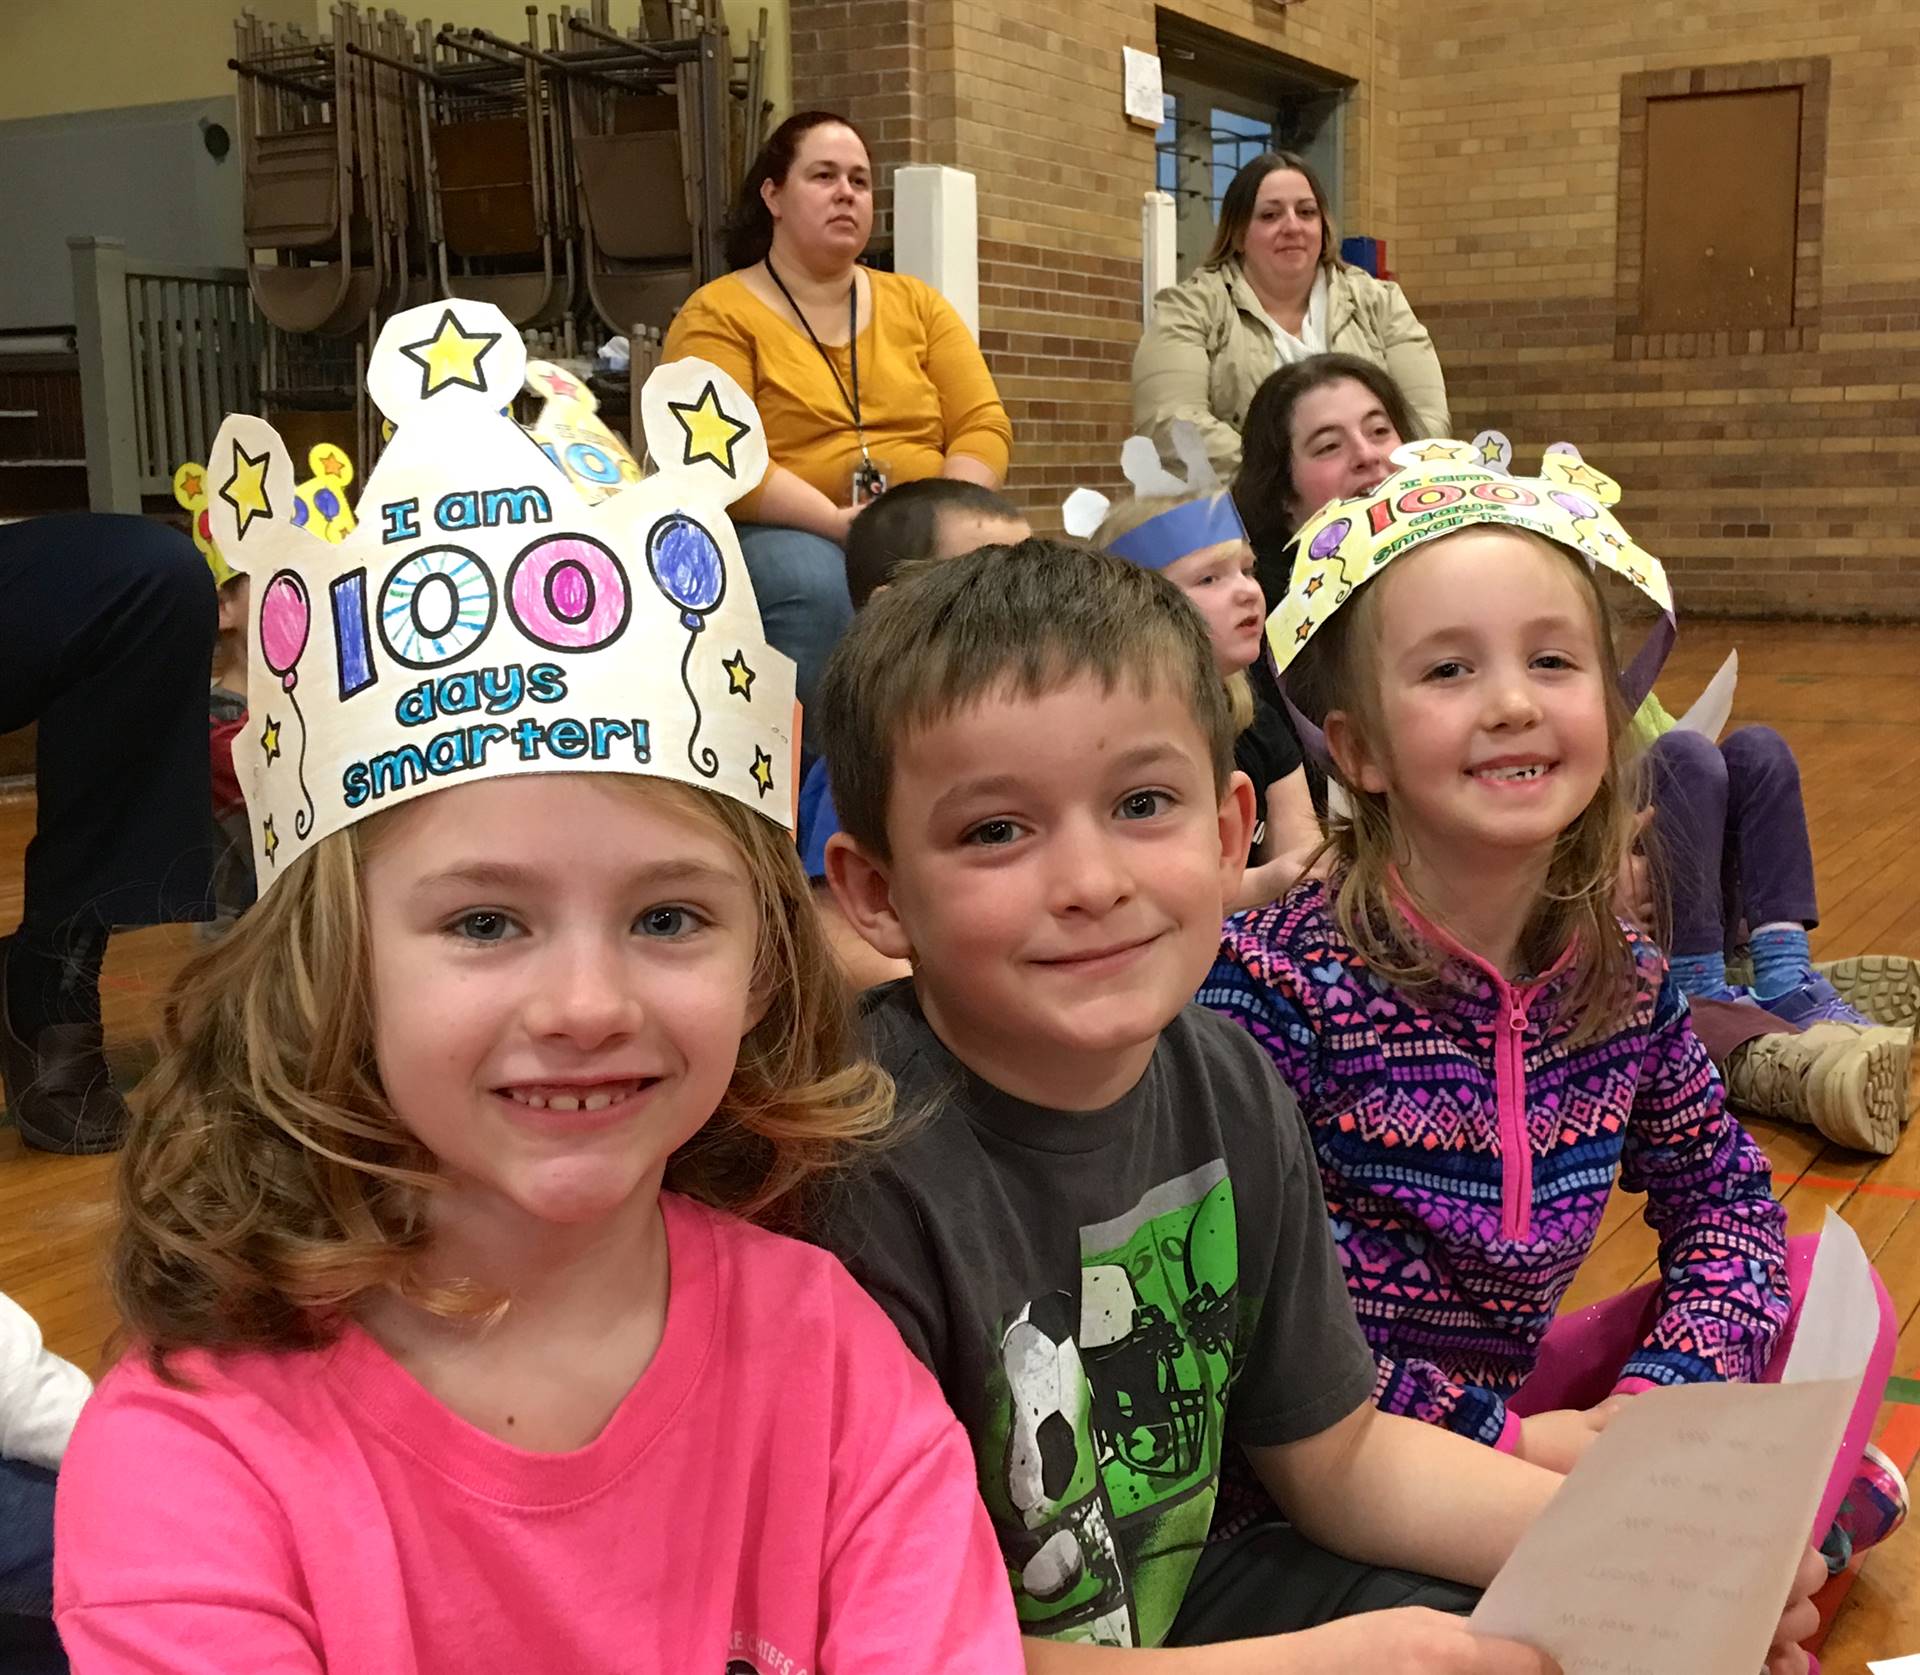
[763,257,870,464]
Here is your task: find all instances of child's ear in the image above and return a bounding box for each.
[822,833,913,961]
[1216,769,1258,894]
[1324,709,1390,795]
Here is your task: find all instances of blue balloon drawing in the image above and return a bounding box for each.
[648,515,726,631]
[646,514,728,777]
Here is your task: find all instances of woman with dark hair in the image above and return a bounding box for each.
[1134,151,1447,480]
[1234,352,1417,606]
[665,111,1011,747]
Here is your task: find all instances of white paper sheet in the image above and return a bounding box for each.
[1673,648,1739,743]
[1471,1212,1877,1675]
[1781,1204,1881,1386]
[1121,47,1163,127]
[1867,1657,1920,1673]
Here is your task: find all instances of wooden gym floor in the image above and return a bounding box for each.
[2,617,1918,1666]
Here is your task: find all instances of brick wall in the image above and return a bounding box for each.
[788,0,929,248]
[1395,8,1920,619]
[789,1,1920,618]
[789,0,1395,522]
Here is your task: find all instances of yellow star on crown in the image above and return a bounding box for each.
[1410,442,1464,462]
[1302,573,1324,596]
[262,815,279,864]
[750,746,775,797]
[669,381,751,477]
[179,468,203,499]
[1561,462,1610,494]
[399,308,502,399]
[220,441,273,540]
[315,447,348,478]
[723,650,756,699]
[259,716,282,763]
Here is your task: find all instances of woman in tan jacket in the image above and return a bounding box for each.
[1132,151,1447,480]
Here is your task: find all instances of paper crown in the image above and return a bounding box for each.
[1271,436,1673,678]
[1061,422,1248,571]
[177,443,357,585]
[202,299,793,895]
[522,361,644,504]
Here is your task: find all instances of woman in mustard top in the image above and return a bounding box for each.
[664,112,1013,747]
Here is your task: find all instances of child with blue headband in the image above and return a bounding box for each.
[1074,434,1324,911]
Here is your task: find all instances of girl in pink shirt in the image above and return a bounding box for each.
[54,304,1022,1675]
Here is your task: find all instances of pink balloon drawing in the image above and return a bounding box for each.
[257,569,317,839]
[260,571,312,692]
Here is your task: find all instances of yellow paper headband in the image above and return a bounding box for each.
[1271,437,1673,678]
[177,444,356,586]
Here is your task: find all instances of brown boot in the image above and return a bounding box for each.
[1724,1023,1910,1156]
[1814,956,1920,1033]
[0,934,129,1155]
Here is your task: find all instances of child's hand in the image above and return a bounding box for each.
[1763,1544,1826,1675]
[1287,1608,1561,1672]
[1514,1399,1628,1474]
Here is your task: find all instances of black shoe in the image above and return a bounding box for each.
[0,934,129,1155]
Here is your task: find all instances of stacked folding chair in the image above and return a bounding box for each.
[232,9,383,339]
[228,0,772,464]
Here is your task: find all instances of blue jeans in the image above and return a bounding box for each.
[0,1455,57,1617]
[735,524,854,756]
[0,1458,66,1673]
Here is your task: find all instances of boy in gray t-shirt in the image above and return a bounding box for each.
[806,539,1571,1668]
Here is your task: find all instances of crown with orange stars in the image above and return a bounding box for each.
[175,443,356,585]
[522,360,645,504]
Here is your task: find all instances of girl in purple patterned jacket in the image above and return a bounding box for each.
[1199,437,1902,1573]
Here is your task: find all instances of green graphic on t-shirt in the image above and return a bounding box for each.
[980,1160,1240,1647]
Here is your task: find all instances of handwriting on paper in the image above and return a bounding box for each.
[1471,1211,1878,1675]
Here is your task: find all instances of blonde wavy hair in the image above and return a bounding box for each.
[1092,493,1257,734]
[113,778,891,1372]
[1288,530,1645,1044]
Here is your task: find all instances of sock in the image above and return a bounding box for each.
[3,924,107,1041]
[1669,949,1731,999]
[1749,922,1816,1003]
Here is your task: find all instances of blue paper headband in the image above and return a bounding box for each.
[1105,492,1248,571]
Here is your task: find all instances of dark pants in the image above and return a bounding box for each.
[1165,1519,1478,1644]
[0,514,216,934]
[1647,726,1818,960]
[0,1455,65,1673]
[0,1456,56,1616]
[0,1615,65,1675]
